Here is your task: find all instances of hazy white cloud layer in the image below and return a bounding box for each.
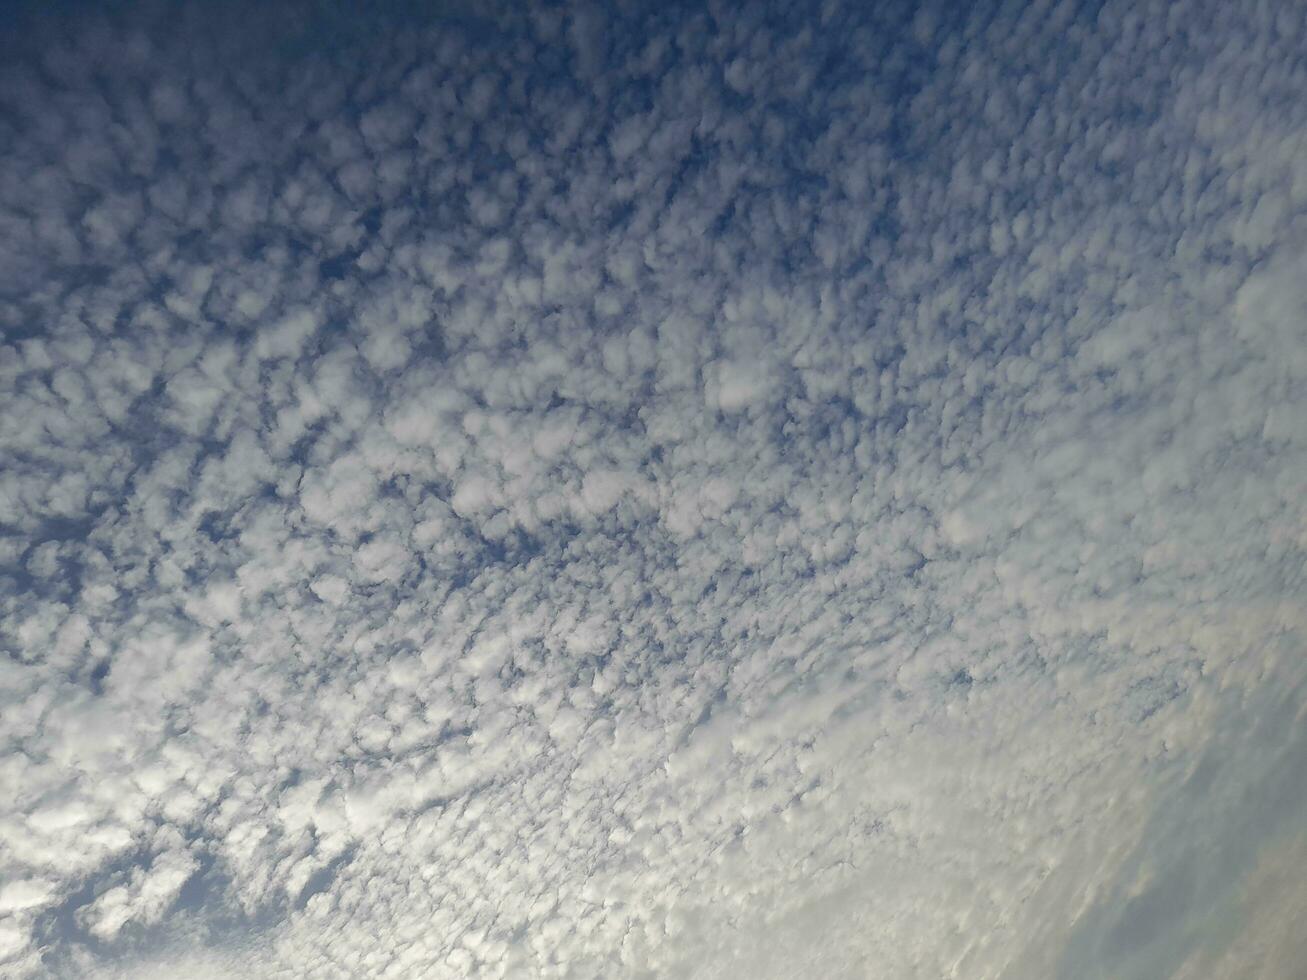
[1,0,1305,976]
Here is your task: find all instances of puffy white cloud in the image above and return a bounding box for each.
[0,0,1304,977]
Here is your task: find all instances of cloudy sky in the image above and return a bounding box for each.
[1,0,1305,977]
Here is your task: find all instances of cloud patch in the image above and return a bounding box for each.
[0,1,1304,978]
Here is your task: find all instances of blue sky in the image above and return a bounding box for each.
[1,1,1305,977]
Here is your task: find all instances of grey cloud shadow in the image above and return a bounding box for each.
[1052,669,1307,980]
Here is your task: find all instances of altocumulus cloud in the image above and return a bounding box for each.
[0,0,1305,977]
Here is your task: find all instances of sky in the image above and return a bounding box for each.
[0,0,1304,977]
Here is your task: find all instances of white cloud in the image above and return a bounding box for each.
[0,880,56,914]
[0,1,1304,978]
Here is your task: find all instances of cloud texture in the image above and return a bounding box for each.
[0,0,1305,977]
